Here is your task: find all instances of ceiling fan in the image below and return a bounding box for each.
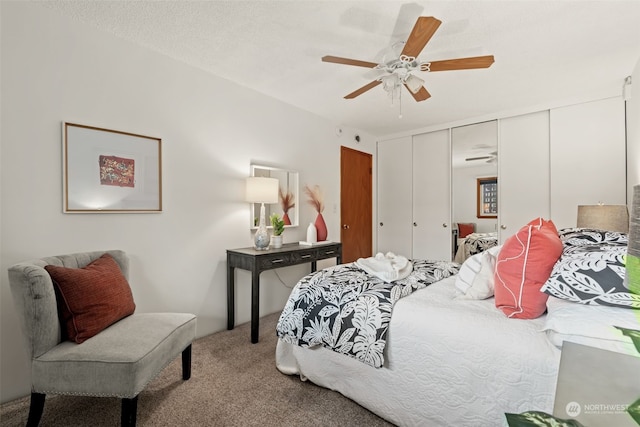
[465,151,498,163]
[322,16,495,102]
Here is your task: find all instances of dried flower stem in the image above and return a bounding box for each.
[304,184,324,213]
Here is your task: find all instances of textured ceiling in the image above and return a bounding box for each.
[39,1,640,137]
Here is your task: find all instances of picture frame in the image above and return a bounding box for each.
[63,122,162,213]
[477,176,498,218]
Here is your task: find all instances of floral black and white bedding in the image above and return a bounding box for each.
[275,259,459,368]
[454,232,499,263]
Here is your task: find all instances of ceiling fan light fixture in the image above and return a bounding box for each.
[405,74,424,94]
[382,74,400,92]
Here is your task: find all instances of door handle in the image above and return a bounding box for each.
[379,222,384,226]
[342,224,350,230]
[500,225,507,230]
[413,222,417,227]
[442,223,448,228]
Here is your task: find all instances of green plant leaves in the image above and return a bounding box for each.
[614,326,640,355]
[505,411,585,427]
[627,397,640,425]
[269,213,285,236]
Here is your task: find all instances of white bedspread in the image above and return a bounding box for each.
[276,275,561,427]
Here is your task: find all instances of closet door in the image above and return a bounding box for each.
[377,136,412,256]
[498,111,550,242]
[412,130,451,260]
[550,97,626,229]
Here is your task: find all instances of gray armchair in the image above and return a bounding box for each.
[8,250,196,427]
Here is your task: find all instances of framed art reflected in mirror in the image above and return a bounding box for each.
[477,176,497,219]
[250,164,299,229]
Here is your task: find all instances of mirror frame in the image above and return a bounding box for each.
[250,164,299,229]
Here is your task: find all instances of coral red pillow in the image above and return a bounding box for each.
[45,254,135,343]
[494,218,562,319]
[458,223,475,238]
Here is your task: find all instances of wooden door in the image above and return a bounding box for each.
[412,130,451,260]
[377,137,413,256]
[340,146,373,263]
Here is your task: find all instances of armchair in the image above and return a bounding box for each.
[8,250,196,427]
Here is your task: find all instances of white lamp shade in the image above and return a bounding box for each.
[576,205,629,233]
[245,177,279,204]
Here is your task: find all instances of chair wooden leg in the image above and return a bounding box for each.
[26,392,45,427]
[182,344,192,380]
[121,396,138,427]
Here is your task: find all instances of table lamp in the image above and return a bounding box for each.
[576,204,629,233]
[246,177,279,250]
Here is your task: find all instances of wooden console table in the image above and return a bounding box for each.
[227,242,342,343]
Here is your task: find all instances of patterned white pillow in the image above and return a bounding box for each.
[455,245,501,299]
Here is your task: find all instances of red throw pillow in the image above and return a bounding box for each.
[494,218,562,319]
[458,223,475,238]
[45,253,136,343]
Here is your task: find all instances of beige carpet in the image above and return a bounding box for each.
[0,312,394,426]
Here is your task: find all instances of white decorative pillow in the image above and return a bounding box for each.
[542,296,638,356]
[455,245,501,299]
[454,252,483,294]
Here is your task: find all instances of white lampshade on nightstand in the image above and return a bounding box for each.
[246,177,279,250]
[576,204,629,233]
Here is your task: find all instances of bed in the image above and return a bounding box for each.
[454,231,499,263]
[275,225,639,427]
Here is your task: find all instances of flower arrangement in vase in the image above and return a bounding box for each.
[269,213,285,249]
[304,184,327,241]
[279,187,295,226]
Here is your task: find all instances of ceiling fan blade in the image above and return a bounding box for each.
[428,55,495,72]
[404,84,431,102]
[322,55,378,68]
[400,16,441,58]
[344,80,382,99]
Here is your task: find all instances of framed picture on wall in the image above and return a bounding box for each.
[477,176,497,218]
[63,122,162,213]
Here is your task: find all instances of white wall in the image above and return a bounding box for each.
[0,2,375,403]
[627,57,640,203]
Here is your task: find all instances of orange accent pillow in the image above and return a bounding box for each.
[45,254,136,343]
[458,223,475,238]
[494,218,562,319]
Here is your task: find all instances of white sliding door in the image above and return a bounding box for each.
[377,137,413,256]
[412,130,451,260]
[499,111,550,242]
[550,97,626,229]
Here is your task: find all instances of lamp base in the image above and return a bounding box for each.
[254,227,270,250]
[254,202,270,250]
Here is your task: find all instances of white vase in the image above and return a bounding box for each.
[306,222,317,243]
[271,235,283,249]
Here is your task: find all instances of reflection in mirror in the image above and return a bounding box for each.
[250,164,299,229]
[451,121,498,261]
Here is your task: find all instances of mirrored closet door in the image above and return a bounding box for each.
[451,120,498,261]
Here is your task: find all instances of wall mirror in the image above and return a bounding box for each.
[250,164,299,229]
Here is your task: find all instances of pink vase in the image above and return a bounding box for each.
[283,212,291,226]
[315,213,328,241]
